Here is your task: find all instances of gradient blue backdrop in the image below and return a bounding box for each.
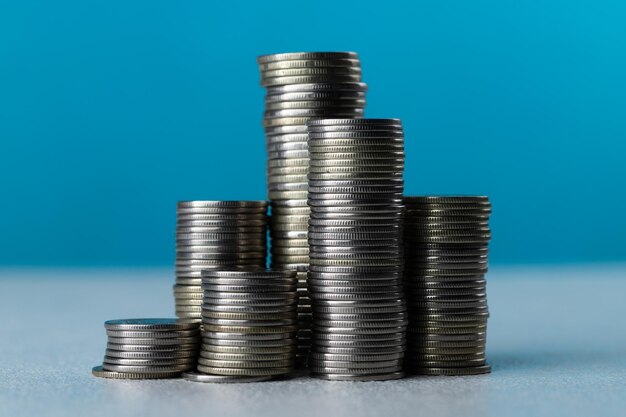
[1,0,625,266]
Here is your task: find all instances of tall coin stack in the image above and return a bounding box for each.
[174,201,268,321]
[92,319,201,379]
[403,196,492,375]
[258,52,368,365]
[196,269,298,379]
[306,119,408,381]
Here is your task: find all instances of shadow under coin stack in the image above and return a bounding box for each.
[92,319,200,379]
[174,201,268,321]
[306,119,408,381]
[257,52,368,366]
[190,269,298,381]
[403,196,492,375]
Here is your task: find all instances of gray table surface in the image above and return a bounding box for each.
[1,264,625,417]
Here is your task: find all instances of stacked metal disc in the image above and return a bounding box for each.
[403,196,492,376]
[196,269,298,378]
[92,319,200,379]
[174,201,268,321]
[257,52,368,365]
[305,118,408,381]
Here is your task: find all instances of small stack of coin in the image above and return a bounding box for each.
[258,52,368,365]
[403,196,492,376]
[174,201,268,321]
[92,319,201,379]
[195,269,298,379]
[306,118,407,381]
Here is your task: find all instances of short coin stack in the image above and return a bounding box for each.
[195,269,298,379]
[258,52,368,365]
[306,118,408,381]
[92,319,200,379]
[403,196,492,375]
[174,201,268,321]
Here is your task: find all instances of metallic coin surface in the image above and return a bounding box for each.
[92,365,181,380]
[182,371,274,383]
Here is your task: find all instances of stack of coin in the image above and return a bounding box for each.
[403,196,492,375]
[305,118,407,381]
[92,319,201,379]
[174,201,268,321]
[258,52,368,365]
[195,269,298,379]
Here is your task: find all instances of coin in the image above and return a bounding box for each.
[311,371,405,381]
[102,364,191,373]
[104,349,198,359]
[182,371,275,383]
[105,329,200,338]
[104,319,200,331]
[92,365,181,380]
[196,365,292,376]
[103,357,197,366]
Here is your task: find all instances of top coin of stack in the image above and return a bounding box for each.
[92,319,201,379]
[306,118,408,381]
[258,52,368,365]
[403,196,492,376]
[174,201,269,321]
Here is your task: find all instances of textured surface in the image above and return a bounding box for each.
[1,264,626,417]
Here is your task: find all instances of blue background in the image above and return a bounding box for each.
[1,0,625,267]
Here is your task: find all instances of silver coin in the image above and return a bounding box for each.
[106,342,200,352]
[265,99,366,111]
[262,74,362,87]
[271,246,310,255]
[91,365,181,380]
[264,82,368,96]
[105,329,200,338]
[104,319,199,332]
[202,284,297,293]
[201,311,296,321]
[312,341,405,350]
[311,325,406,335]
[178,201,267,209]
[310,371,404,381]
[407,365,491,376]
[104,348,199,359]
[201,270,296,279]
[257,52,360,64]
[202,337,294,347]
[203,331,296,341]
[267,144,308,155]
[308,359,402,369]
[266,92,365,105]
[182,371,275,383]
[261,66,362,79]
[308,365,402,375]
[196,364,292,377]
[200,278,297,286]
[103,356,197,366]
[199,351,294,361]
[202,318,297,327]
[176,211,267,219]
[308,131,404,139]
[307,118,400,126]
[107,336,200,345]
[308,166,404,176]
[202,304,298,314]
[259,57,361,70]
[201,344,295,354]
[264,115,361,128]
[102,364,192,373]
